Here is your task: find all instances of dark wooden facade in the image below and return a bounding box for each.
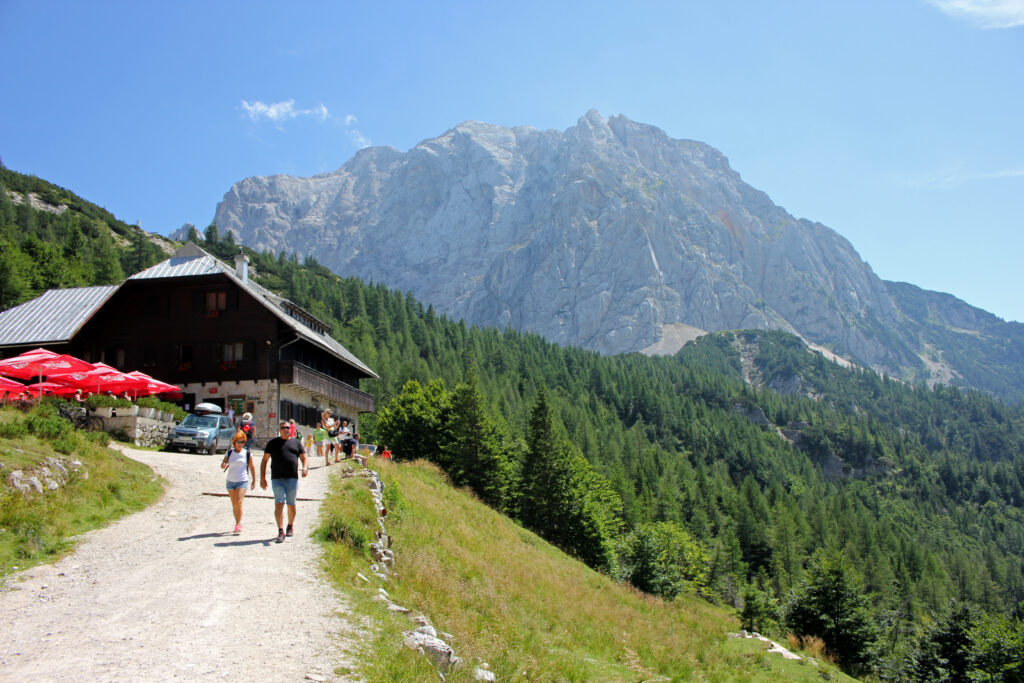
[68,273,374,414]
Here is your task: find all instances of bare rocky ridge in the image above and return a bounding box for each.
[205,110,1024,396]
[0,446,361,682]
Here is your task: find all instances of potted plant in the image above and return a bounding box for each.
[157,400,182,422]
[136,395,161,419]
[85,394,119,417]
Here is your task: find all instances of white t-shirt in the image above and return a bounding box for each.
[225,448,250,484]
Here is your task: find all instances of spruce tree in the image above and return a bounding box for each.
[785,548,877,673]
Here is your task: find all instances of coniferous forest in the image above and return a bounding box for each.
[2,168,1023,680]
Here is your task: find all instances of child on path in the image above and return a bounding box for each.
[313,421,329,466]
[221,430,255,534]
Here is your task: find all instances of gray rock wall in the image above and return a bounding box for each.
[212,111,936,377]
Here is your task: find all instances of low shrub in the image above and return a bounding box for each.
[53,432,77,455]
[315,510,369,551]
[83,431,110,447]
[25,413,70,440]
[0,419,28,439]
[381,474,406,521]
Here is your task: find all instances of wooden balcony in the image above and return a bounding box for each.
[278,360,375,413]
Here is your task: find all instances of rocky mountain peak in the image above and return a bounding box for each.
[209,110,1024,395]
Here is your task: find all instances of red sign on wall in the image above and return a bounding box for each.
[269,413,276,419]
[208,387,218,394]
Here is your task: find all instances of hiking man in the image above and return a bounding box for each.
[260,420,309,543]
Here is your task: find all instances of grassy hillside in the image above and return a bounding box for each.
[0,402,163,579]
[316,459,852,682]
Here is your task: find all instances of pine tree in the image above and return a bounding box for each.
[443,368,512,511]
[785,548,877,673]
[521,386,555,531]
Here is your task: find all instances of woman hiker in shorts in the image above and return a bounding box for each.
[221,430,255,535]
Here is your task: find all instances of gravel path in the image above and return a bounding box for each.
[0,444,363,682]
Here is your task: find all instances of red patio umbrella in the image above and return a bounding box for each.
[52,364,151,396]
[25,381,80,397]
[0,349,96,398]
[0,375,27,398]
[0,376,25,390]
[123,371,181,396]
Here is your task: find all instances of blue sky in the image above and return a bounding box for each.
[2,0,1022,321]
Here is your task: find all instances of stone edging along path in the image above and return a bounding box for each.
[341,465,497,682]
[0,444,362,682]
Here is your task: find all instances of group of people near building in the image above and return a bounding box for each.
[314,408,358,466]
[217,408,391,543]
[0,387,122,410]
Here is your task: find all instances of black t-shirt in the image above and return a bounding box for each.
[263,437,305,480]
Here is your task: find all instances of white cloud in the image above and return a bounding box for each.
[241,99,331,125]
[981,166,1024,179]
[342,114,371,148]
[925,0,1024,28]
[895,163,1024,188]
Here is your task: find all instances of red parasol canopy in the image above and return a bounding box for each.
[0,349,97,398]
[0,350,95,380]
[123,371,181,395]
[0,376,26,390]
[26,381,80,397]
[52,364,150,395]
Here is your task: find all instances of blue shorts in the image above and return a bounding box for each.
[226,479,249,491]
[271,478,298,505]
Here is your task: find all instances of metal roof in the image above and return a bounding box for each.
[129,240,227,280]
[0,286,119,347]
[130,243,379,379]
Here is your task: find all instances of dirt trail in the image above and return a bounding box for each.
[0,445,362,681]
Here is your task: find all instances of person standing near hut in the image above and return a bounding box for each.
[239,412,256,454]
[313,421,329,466]
[322,409,339,464]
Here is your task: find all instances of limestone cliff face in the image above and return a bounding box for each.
[213,110,923,373]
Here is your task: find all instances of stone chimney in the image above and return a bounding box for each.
[234,252,250,284]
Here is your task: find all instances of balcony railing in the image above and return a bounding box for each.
[278,360,375,413]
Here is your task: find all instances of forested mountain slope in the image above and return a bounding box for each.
[0,167,172,309]
[2,169,1022,679]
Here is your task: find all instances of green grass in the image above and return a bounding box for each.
[0,405,164,580]
[316,459,856,682]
